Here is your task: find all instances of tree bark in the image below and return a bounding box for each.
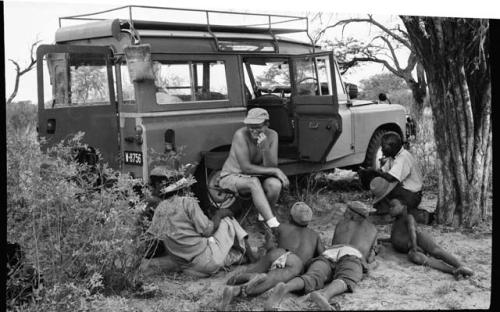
[401,17,491,228]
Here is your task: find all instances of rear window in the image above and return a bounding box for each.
[43,52,111,109]
[153,60,229,104]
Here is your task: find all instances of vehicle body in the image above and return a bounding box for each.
[36,6,414,210]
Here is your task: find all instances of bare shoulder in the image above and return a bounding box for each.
[266,128,278,140]
[234,127,247,139]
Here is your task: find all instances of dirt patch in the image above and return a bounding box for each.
[93,186,492,311]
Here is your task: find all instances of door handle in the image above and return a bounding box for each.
[308,121,319,129]
[47,119,56,134]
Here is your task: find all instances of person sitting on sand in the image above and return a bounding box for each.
[265,201,378,311]
[219,202,324,311]
[146,166,257,277]
[387,198,473,279]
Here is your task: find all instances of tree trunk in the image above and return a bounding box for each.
[401,17,491,228]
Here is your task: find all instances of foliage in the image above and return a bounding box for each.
[358,72,411,102]
[7,127,148,309]
[7,101,37,132]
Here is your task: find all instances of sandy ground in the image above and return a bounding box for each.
[91,174,492,311]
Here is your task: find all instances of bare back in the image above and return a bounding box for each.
[332,219,377,259]
[278,223,323,263]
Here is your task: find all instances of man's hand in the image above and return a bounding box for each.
[212,209,234,234]
[274,169,290,189]
[256,132,270,150]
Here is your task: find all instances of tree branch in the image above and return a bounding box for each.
[7,40,41,105]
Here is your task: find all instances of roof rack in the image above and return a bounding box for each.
[58,5,313,51]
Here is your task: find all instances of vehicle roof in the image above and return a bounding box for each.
[54,5,319,52]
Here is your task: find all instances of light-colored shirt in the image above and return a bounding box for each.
[381,147,423,192]
[147,196,214,262]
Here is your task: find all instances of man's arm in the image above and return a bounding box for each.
[315,235,325,257]
[261,130,278,168]
[406,214,419,251]
[211,209,234,234]
[233,130,289,187]
[377,170,400,183]
[186,197,214,237]
[233,131,278,176]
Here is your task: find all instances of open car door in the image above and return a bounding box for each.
[290,52,342,162]
[37,45,119,168]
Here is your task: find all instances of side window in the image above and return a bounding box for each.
[43,52,111,108]
[316,56,333,96]
[294,57,318,96]
[153,60,228,104]
[120,64,135,103]
[334,62,347,100]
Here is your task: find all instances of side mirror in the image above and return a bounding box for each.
[378,93,391,104]
[345,83,358,99]
[124,44,154,82]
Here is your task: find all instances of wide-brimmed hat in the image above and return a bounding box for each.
[370,177,398,204]
[346,201,377,218]
[150,166,196,194]
[290,201,313,226]
[243,108,269,125]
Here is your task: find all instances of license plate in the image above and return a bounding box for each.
[124,151,143,165]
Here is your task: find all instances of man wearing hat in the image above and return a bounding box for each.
[219,108,290,231]
[219,202,323,311]
[145,166,257,276]
[265,201,378,311]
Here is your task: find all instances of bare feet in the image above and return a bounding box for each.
[244,273,267,295]
[454,266,474,280]
[264,282,288,311]
[218,286,240,311]
[310,291,337,311]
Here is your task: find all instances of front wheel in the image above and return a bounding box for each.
[359,129,388,189]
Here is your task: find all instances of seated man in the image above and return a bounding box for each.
[265,201,378,311]
[218,108,290,231]
[219,202,323,311]
[363,131,428,223]
[146,166,257,276]
[388,198,473,279]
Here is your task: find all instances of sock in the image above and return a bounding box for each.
[258,214,264,221]
[266,217,280,228]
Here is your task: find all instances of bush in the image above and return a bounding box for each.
[7,101,37,132]
[7,129,148,309]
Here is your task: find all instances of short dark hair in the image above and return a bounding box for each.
[381,131,402,150]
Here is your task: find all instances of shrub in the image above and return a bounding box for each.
[7,129,148,309]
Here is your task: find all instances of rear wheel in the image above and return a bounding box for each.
[192,161,250,219]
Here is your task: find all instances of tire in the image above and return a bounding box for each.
[192,161,250,219]
[359,129,388,189]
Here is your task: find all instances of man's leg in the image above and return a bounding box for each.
[311,256,362,311]
[415,231,473,277]
[234,176,275,221]
[262,177,282,210]
[310,280,346,311]
[245,252,303,296]
[265,258,332,310]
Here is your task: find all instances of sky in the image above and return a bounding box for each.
[4,0,499,103]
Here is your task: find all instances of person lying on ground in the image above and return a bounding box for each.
[360,131,430,223]
[388,198,473,280]
[265,201,378,311]
[145,166,258,277]
[218,108,290,232]
[218,202,323,311]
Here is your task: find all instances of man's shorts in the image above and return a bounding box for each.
[300,255,363,294]
[218,173,256,194]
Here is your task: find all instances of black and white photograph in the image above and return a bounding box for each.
[5,0,494,310]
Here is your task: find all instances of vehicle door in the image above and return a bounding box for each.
[290,52,342,162]
[37,45,119,168]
